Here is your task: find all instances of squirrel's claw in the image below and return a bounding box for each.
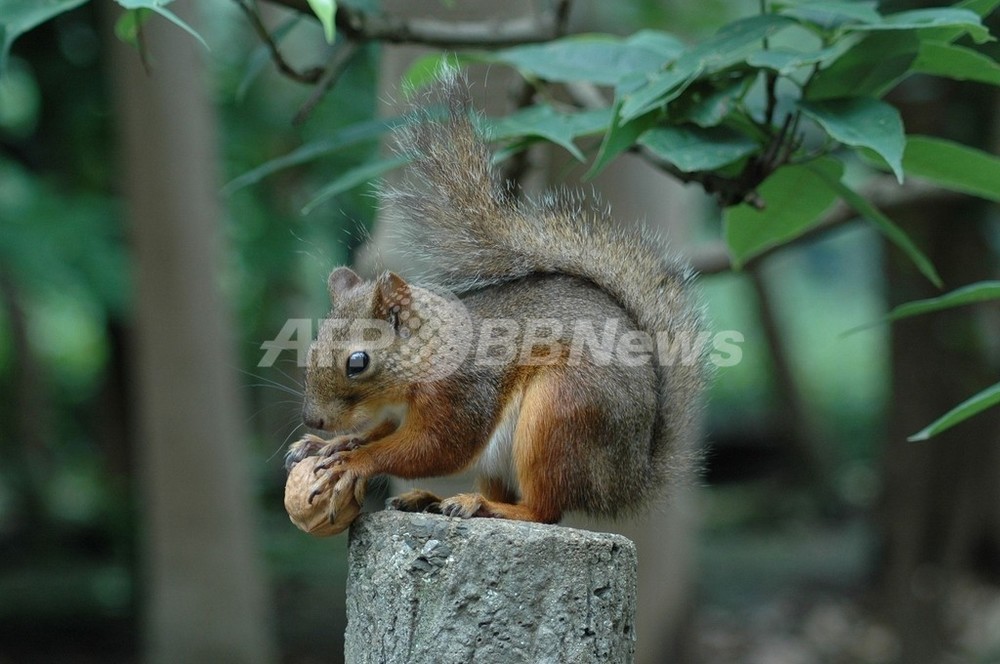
[387,489,443,514]
[305,464,339,505]
[304,452,367,511]
[307,485,323,506]
[313,448,355,474]
[331,469,366,508]
[306,472,332,506]
[439,493,485,519]
[285,433,328,471]
[311,438,362,474]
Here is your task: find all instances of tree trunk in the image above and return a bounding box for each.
[106,2,276,661]
[879,202,1000,662]
[0,270,53,537]
[875,0,1000,653]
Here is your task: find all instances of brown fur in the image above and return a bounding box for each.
[293,74,705,524]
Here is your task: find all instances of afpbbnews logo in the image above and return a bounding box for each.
[259,318,744,369]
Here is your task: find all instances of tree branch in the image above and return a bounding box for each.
[261,0,568,47]
[236,0,323,84]
[561,82,962,275]
[292,41,361,125]
[564,81,779,208]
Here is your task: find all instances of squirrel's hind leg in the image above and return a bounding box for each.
[436,476,546,520]
[436,373,579,525]
[438,493,559,523]
[389,485,551,522]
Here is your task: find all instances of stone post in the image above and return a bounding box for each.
[345,511,637,663]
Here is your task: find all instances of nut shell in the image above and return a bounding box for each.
[284,455,362,536]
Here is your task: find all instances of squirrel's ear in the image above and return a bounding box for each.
[373,271,410,332]
[328,267,362,301]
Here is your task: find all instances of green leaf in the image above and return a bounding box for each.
[846,8,991,44]
[675,80,751,128]
[902,136,1000,202]
[618,14,795,122]
[777,1,882,29]
[114,8,153,47]
[223,117,400,195]
[917,0,999,44]
[745,43,849,76]
[301,156,409,215]
[638,125,757,173]
[584,102,658,179]
[812,169,942,288]
[807,31,919,100]
[491,138,533,165]
[306,0,337,44]
[883,280,1000,321]
[909,381,1000,441]
[723,157,843,268]
[846,280,1000,334]
[957,0,1000,18]
[619,66,701,122]
[488,105,612,161]
[400,53,473,92]
[488,33,679,85]
[678,14,797,73]
[115,0,208,50]
[798,97,905,182]
[1,0,89,70]
[625,30,688,58]
[911,41,1000,86]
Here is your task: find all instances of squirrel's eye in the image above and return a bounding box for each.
[346,351,370,377]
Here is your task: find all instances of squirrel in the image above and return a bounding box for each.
[286,73,705,525]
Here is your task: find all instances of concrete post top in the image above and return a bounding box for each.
[350,509,637,551]
[346,510,638,663]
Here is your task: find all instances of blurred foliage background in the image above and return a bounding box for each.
[0,0,998,662]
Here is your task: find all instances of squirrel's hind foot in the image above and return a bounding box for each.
[438,493,561,524]
[387,489,442,513]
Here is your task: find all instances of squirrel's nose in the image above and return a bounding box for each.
[302,405,325,431]
[304,416,325,430]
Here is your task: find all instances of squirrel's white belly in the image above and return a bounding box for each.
[476,392,522,495]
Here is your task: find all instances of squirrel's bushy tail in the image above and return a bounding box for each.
[385,74,705,492]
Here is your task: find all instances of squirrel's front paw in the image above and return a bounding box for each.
[312,449,371,505]
[313,447,357,473]
[330,468,367,512]
[284,455,364,536]
[303,456,367,512]
[285,433,327,470]
[285,433,361,471]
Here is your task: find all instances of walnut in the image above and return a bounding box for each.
[284,454,363,536]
